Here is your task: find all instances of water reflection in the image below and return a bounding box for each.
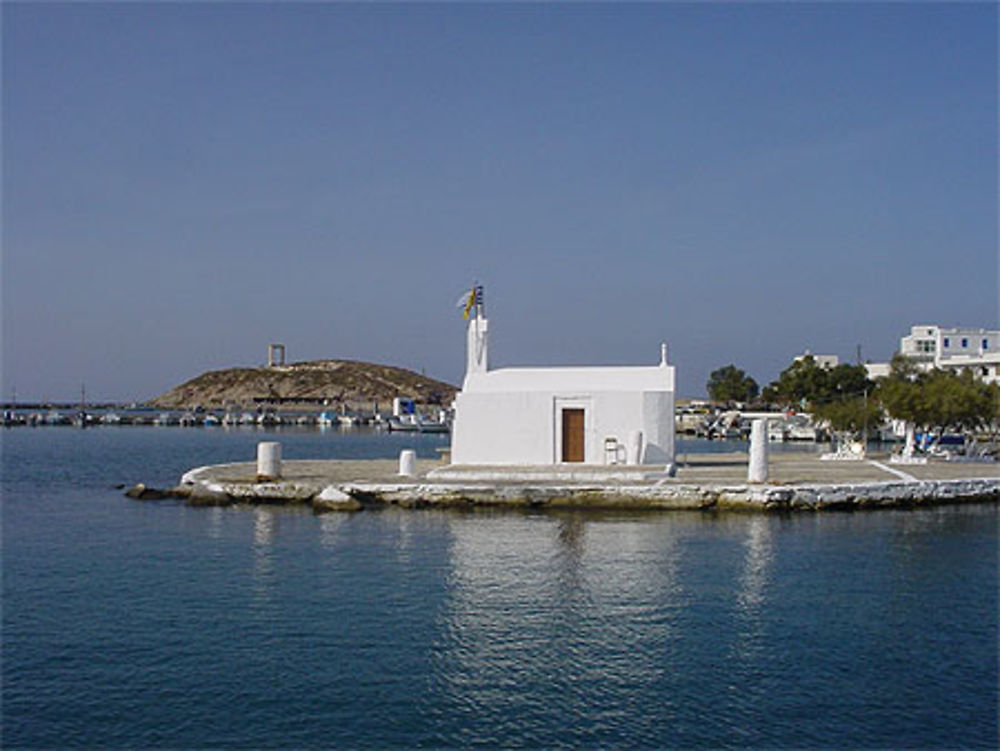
[318,513,346,550]
[737,516,773,613]
[432,513,689,744]
[205,506,224,539]
[731,516,774,663]
[393,512,416,566]
[251,508,275,602]
[576,518,684,694]
[253,507,275,548]
[581,516,684,608]
[556,514,586,558]
[552,514,587,600]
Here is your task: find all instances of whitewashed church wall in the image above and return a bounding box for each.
[641,391,676,463]
[451,389,675,465]
[450,391,555,465]
[586,392,642,463]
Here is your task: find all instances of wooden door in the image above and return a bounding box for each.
[561,408,585,463]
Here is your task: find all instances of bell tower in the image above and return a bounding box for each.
[463,285,488,384]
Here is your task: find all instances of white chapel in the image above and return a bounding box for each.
[449,288,676,466]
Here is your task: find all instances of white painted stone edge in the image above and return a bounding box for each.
[180,463,249,485]
[340,477,1000,507]
[317,486,353,502]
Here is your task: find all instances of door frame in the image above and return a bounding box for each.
[554,397,591,464]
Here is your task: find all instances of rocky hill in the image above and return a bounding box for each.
[149,360,458,409]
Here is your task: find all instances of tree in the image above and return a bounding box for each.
[877,360,998,446]
[874,354,926,424]
[813,396,883,437]
[922,369,995,434]
[826,363,871,400]
[765,356,872,410]
[989,383,1000,433]
[765,356,826,407]
[707,365,759,404]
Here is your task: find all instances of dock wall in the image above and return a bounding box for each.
[160,462,1000,513]
[340,477,1000,511]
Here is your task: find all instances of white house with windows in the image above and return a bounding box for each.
[868,325,1000,384]
[449,293,676,466]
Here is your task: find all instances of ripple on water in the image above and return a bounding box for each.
[2,430,997,748]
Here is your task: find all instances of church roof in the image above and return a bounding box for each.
[462,364,674,394]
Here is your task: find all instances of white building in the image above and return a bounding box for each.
[794,351,839,369]
[450,298,676,466]
[863,362,892,380]
[869,325,1000,384]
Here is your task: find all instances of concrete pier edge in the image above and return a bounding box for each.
[155,458,1000,513]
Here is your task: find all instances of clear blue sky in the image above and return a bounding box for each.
[3,2,997,402]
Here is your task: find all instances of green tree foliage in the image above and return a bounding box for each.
[707,365,759,404]
[875,354,929,427]
[764,356,873,410]
[876,356,998,436]
[813,396,883,436]
[923,370,995,433]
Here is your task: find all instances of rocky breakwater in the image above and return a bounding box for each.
[126,477,365,512]
[168,461,364,511]
[122,458,430,511]
[124,456,1000,514]
[748,477,1000,510]
[338,476,1000,511]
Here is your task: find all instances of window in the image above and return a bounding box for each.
[983,339,989,349]
[943,338,950,348]
[961,338,968,348]
[982,367,989,377]
[917,340,935,353]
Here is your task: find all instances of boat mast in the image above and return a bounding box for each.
[79,383,87,428]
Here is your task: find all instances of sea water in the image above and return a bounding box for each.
[2,427,997,748]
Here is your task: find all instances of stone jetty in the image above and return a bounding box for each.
[134,450,1000,513]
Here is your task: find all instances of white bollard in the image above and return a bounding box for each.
[399,449,416,477]
[903,422,916,458]
[748,419,768,483]
[257,441,282,481]
[627,430,644,465]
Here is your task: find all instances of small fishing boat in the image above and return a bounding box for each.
[257,411,280,427]
[387,415,450,433]
[916,432,965,448]
[46,410,70,426]
[767,421,786,442]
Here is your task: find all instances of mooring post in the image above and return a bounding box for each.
[748,419,768,483]
[257,441,282,481]
[399,449,416,477]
